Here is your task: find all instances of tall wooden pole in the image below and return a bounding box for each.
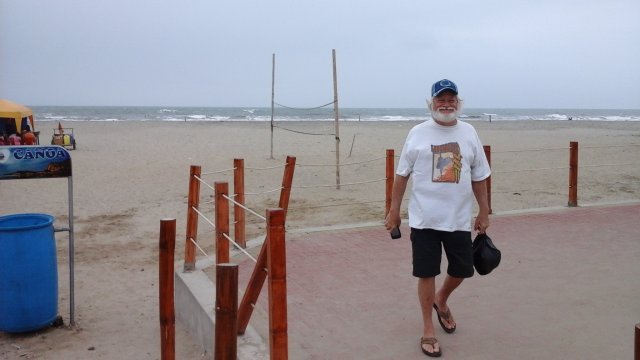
[267,208,288,360]
[568,141,578,207]
[270,53,276,159]
[159,219,176,360]
[635,323,639,360]
[483,145,492,214]
[215,182,230,264]
[233,159,246,248]
[184,165,201,272]
[278,156,296,219]
[385,149,394,216]
[332,49,340,190]
[214,263,238,360]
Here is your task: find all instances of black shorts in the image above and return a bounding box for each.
[410,228,474,278]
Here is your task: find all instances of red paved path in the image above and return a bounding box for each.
[237,203,640,359]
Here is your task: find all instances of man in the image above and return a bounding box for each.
[22,125,37,145]
[384,79,491,357]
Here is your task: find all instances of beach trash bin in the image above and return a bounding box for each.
[0,213,58,333]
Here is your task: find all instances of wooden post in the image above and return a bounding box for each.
[214,263,238,360]
[333,49,340,190]
[234,159,246,248]
[483,145,492,214]
[278,156,296,219]
[159,219,176,360]
[270,53,276,160]
[236,248,267,335]
[635,323,639,360]
[267,208,288,360]
[348,134,356,158]
[215,182,230,264]
[237,156,296,335]
[184,165,201,271]
[385,149,394,215]
[568,141,578,207]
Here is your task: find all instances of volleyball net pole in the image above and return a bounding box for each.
[270,53,276,160]
[333,49,341,190]
[270,50,341,190]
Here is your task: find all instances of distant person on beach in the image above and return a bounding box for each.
[22,125,37,145]
[8,133,22,145]
[385,79,491,357]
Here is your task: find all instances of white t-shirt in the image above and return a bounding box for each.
[396,119,491,232]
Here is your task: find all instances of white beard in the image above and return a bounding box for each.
[430,100,463,123]
[431,108,460,124]
[431,109,458,123]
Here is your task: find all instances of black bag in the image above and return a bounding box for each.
[472,233,501,275]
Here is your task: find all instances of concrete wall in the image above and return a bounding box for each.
[174,258,268,359]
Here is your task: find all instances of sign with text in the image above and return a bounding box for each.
[0,146,72,180]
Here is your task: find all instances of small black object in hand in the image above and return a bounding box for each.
[390,227,401,239]
[472,233,501,275]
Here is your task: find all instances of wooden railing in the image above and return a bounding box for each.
[168,156,296,360]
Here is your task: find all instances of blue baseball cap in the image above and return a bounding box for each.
[431,79,458,97]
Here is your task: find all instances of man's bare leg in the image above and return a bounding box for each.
[434,275,464,330]
[418,277,440,354]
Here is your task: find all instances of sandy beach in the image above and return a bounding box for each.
[1,119,639,359]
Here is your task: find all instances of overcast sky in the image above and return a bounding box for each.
[1,0,639,109]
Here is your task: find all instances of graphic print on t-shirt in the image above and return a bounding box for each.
[431,142,462,183]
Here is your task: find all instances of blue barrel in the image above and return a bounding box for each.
[0,213,58,333]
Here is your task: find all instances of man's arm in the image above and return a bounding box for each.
[472,179,490,233]
[385,174,409,231]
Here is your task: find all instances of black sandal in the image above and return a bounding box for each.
[433,304,456,333]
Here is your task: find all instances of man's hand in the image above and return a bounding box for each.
[385,210,401,231]
[474,210,490,234]
[472,178,490,233]
[386,174,409,234]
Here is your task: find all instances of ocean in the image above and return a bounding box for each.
[30,106,640,123]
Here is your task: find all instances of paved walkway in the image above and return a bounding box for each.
[235,203,640,359]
